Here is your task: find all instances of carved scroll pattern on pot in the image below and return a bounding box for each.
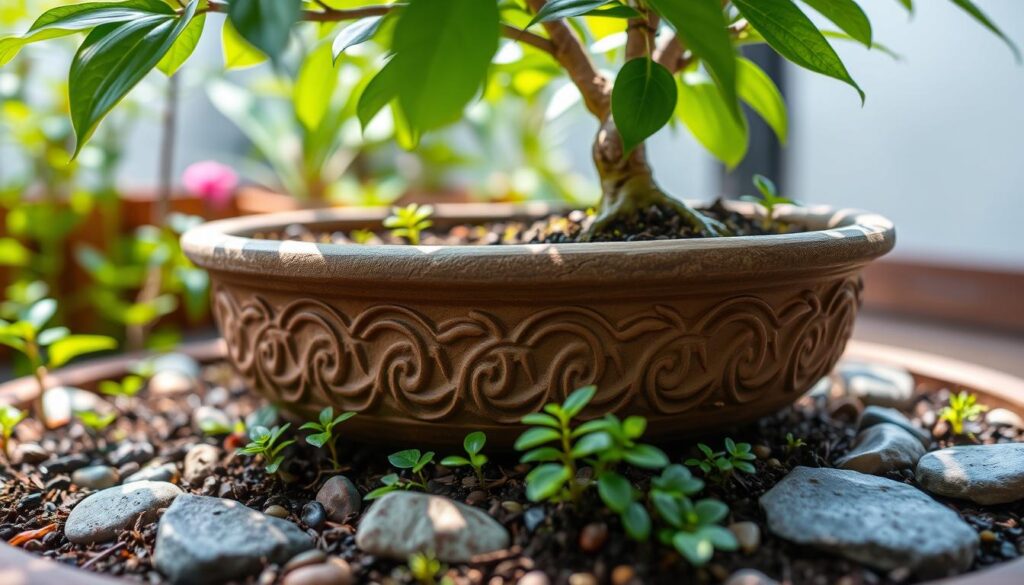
[212,276,862,422]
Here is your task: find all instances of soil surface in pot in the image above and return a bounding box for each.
[1,358,1021,585]
[254,201,796,245]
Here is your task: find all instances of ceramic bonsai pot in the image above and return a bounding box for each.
[180,202,896,446]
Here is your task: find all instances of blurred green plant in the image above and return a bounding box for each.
[384,203,433,245]
[0,404,27,461]
[300,406,357,469]
[939,391,988,436]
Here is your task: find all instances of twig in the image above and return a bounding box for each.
[80,541,126,570]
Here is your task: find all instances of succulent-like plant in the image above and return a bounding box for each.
[740,174,798,230]
[0,405,28,461]
[939,391,988,436]
[686,438,757,484]
[99,375,145,399]
[75,409,117,433]
[650,465,738,566]
[407,551,447,585]
[441,431,489,488]
[384,203,434,245]
[239,423,295,477]
[784,433,807,455]
[300,407,357,469]
[366,448,436,500]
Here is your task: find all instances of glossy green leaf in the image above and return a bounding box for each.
[612,58,677,154]
[295,40,337,130]
[357,59,400,129]
[227,0,301,61]
[521,412,560,428]
[896,0,913,12]
[694,498,729,524]
[391,0,499,132]
[622,501,651,540]
[26,298,56,330]
[440,455,471,466]
[0,238,31,266]
[525,463,570,501]
[36,327,70,346]
[799,0,871,47]
[528,0,614,26]
[736,58,784,145]
[673,531,715,566]
[0,0,172,66]
[623,443,669,469]
[68,0,199,156]
[597,471,632,513]
[676,75,748,168]
[699,525,739,550]
[388,448,422,469]
[732,0,863,102]
[464,431,486,455]
[157,13,205,76]
[561,385,596,418]
[221,19,266,70]
[949,0,1020,62]
[520,446,562,463]
[647,0,739,120]
[332,16,383,61]
[515,427,561,450]
[48,334,117,368]
[571,430,612,458]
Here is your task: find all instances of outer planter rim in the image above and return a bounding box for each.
[0,340,1021,585]
[180,202,896,287]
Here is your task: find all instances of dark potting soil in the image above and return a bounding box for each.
[0,364,1021,585]
[254,200,796,246]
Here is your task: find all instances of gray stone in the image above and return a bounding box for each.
[986,408,1024,430]
[316,476,361,523]
[838,362,915,408]
[149,371,195,396]
[916,443,1024,505]
[71,465,120,490]
[193,406,232,435]
[183,444,220,485]
[725,570,779,585]
[860,405,931,448]
[282,558,352,585]
[15,443,49,464]
[109,441,155,467]
[836,423,927,475]
[42,386,114,428]
[355,491,509,562]
[65,481,182,544]
[154,494,313,585]
[728,521,761,555]
[124,463,178,484]
[151,353,201,378]
[761,467,977,577]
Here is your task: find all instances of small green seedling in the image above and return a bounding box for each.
[407,551,448,585]
[441,431,489,488]
[649,465,737,566]
[366,448,436,500]
[99,375,145,399]
[239,424,295,477]
[939,391,988,436]
[686,438,756,484]
[740,175,798,230]
[350,229,375,244]
[384,203,434,245]
[784,433,807,455]
[300,406,357,469]
[0,405,28,460]
[75,409,117,433]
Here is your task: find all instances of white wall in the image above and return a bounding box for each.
[784,0,1024,269]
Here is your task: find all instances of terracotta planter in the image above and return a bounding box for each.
[180,202,896,445]
[1,340,1022,584]
[233,185,476,216]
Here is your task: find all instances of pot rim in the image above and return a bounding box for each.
[0,339,1020,585]
[180,202,896,286]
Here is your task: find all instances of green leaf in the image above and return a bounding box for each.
[48,334,117,368]
[522,412,560,428]
[364,485,398,500]
[391,0,499,132]
[571,431,612,458]
[896,0,913,12]
[528,0,614,26]
[37,327,70,346]
[647,0,739,120]
[0,238,31,267]
[68,0,199,156]
[623,501,651,540]
[949,0,1020,62]
[388,449,422,469]
[158,13,205,76]
[732,0,863,102]
[305,431,330,448]
[597,471,632,513]
[332,16,383,61]
[525,464,571,502]
[737,57,787,144]
[798,0,871,47]
[413,451,435,473]
[623,444,669,469]
[0,0,173,66]
[357,59,400,129]
[622,416,646,439]
[295,40,338,131]
[514,427,561,451]
[333,411,357,425]
[673,531,715,566]
[464,431,486,455]
[26,298,57,330]
[221,19,266,70]
[227,0,301,61]
[520,447,562,463]
[699,524,739,550]
[561,385,596,418]
[651,492,682,527]
[677,75,748,168]
[611,58,677,154]
[694,498,729,524]
[571,418,611,437]
[440,455,470,467]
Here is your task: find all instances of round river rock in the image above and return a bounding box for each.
[760,466,977,577]
[65,481,183,544]
[835,423,926,475]
[916,443,1024,505]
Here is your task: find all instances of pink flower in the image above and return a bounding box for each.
[182,161,238,209]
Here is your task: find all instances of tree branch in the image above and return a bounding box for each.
[625,7,658,61]
[524,0,610,118]
[654,34,684,71]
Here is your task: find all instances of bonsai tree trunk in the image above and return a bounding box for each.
[587,117,729,238]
